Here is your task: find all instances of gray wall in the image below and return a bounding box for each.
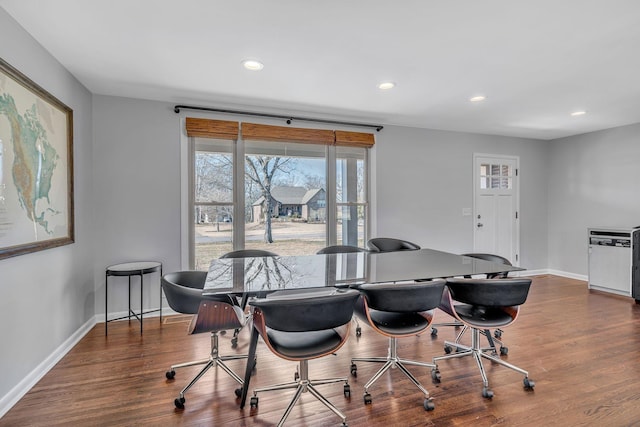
[373,125,549,270]
[0,9,94,404]
[548,122,640,275]
[92,96,182,315]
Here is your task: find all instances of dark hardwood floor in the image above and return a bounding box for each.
[3,275,640,426]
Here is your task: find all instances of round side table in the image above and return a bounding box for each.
[105,261,163,335]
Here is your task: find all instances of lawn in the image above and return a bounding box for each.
[194,220,362,270]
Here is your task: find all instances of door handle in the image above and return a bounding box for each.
[477,223,483,228]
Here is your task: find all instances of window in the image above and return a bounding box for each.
[187,120,372,270]
[480,162,513,190]
[192,139,234,270]
[244,140,327,255]
[336,146,367,247]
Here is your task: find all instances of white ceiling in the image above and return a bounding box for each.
[2,0,640,140]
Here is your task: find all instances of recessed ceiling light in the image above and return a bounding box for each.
[470,95,486,102]
[570,110,586,116]
[242,59,264,71]
[377,82,395,90]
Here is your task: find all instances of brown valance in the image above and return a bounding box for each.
[242,123,335,145]
[334,130,375,148]
[185,117,239,139]
[186,117,375,148]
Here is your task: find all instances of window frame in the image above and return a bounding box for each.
[182,118,372,269]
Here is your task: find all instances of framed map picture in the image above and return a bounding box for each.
[0,57,74,260]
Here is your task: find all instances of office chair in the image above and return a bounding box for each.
[220,249,279,259]
[317,245,367,336]
[460,253,512,352]
[220,249,278,345]
[461,253,512,279]
[248,289,360,427]
[432,277,535,398]
[366,237,420,252]
[316,245,367,254]
[432,253,513,355]
[350,280,446,410]
[162,271,248,409]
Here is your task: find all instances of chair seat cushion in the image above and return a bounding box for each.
[359,309,430,335]
[454,304,513,327]
[266,328,343,359]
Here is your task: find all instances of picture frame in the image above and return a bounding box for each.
[0,57,74,260]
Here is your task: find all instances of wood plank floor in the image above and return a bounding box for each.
[3,275,640,426]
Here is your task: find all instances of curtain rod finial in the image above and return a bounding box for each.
[174,106,181,113]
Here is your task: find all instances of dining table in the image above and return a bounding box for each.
[202,248,525,407]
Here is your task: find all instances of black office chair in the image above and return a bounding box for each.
[220,249,279,344]
[432,277,535,398]
[432,253,513,354]
[220,249,279,259]
[461,253,512,279]
[248,289,360,427]
[366,237,420,252]
[316,245,367,254]
[461,253,513,352]
[162,271,248,409]
[317,245,367,336]
[350,280,446,410]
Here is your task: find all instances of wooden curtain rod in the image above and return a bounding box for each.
[173,105,384,132]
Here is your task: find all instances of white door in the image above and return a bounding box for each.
[473,154,519,265]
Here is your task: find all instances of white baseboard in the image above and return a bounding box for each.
[0,317,97,418]
[514,268,587,282]
[547,269,588,282]
[516,268,549,277]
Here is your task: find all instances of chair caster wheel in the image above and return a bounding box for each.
[444,345,453,354]
[431,327,438,337]
[294,370,300,381]
[482,387,494,399]
[355,326,362,337]
[166,370,175,380]
[174,397,185,409]
[431,368,441,383]
[231,338,238,348]
[363,392,372,405]
[344,383,351,398]
[424,398,435,411]
[234,388,242,398]
[350,363,357,377]
[500,346,508,355]
[524,378,535,390]
[494,329,503,338]
[250,396,258,408]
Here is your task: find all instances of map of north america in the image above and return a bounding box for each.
[0,92,59,234]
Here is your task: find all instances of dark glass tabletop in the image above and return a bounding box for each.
[203,248,524,296]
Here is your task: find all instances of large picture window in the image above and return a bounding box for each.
[192,139,234,270]
[244,140,327,255]
[336,146,367,247]
[187,119,372,270]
